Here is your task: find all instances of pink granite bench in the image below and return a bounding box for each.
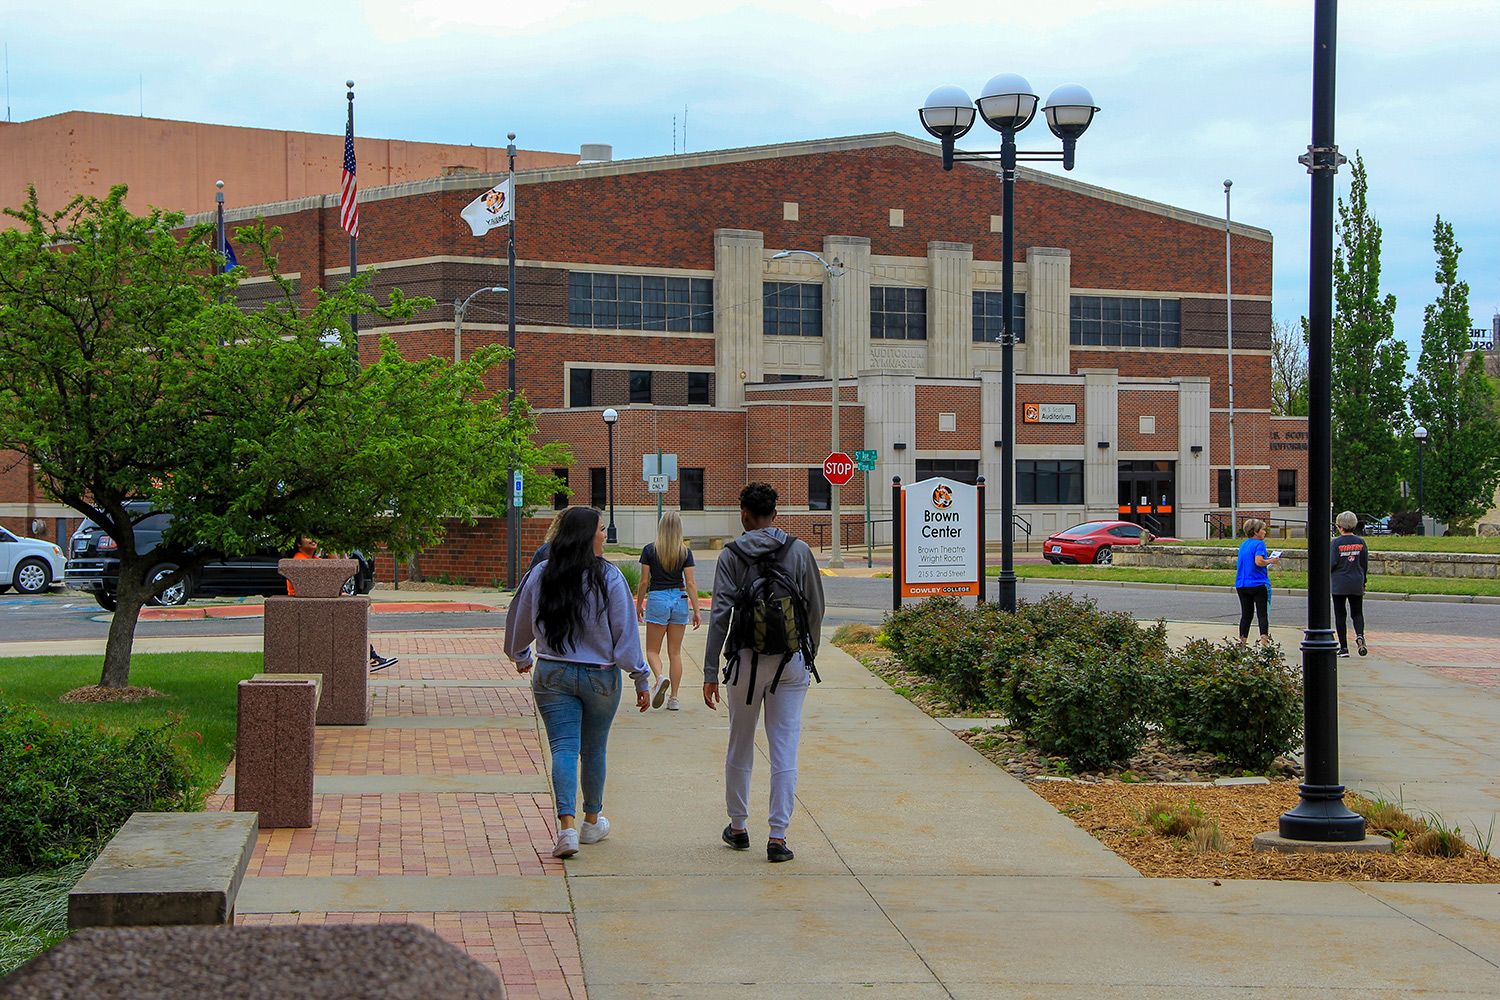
[263,557,369,726]
[234,673,321,828]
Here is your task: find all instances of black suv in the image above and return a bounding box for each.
[64,504,375,610]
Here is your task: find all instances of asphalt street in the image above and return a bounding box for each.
[4,576,1497,640]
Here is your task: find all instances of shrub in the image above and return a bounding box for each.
[0,703,199,875]
[1015,641,1158,770]
[1388,510,1421,535]
[614,560,641,594]
[1158,639,1302,769]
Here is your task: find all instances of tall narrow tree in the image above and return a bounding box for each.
[1409,216,1500,528]
[1330,154,1407,517]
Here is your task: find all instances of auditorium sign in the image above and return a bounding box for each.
[1023,403,1077,424]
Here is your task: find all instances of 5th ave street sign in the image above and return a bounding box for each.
[854,449,877,471]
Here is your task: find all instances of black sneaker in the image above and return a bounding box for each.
[767,840,794,863]
[1338,648,1350,658]
[369,655,399,672]
[722,825,749,850]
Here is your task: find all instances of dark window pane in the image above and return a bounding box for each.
[688,372,710,405]
[1218,469,1233,507]
[570,368,593,407]
[552,468,570,510]
[763,282,823,337]
[808,468,831,511]
[629,370,653,404]
[1278,469,1297,507]
[680,468,705,511]
[590,468,607,509]
[594,273,616,298]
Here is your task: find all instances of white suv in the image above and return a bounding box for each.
[0,526,66,594]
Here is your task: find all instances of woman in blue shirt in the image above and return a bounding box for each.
[1235,518,1282,643]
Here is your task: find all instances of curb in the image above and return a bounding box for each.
[1009,577,1500,605]
[137,601,502,621]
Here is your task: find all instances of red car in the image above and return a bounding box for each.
[1043,520,1178,565]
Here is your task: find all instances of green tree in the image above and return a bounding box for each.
[0,187,568,688]
[1408,216,1500,528]
[1270,318,1308,416]
[1330,153,1407,516]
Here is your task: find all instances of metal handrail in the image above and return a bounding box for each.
[1204,511,1305,538]
[1012,514,1032,551]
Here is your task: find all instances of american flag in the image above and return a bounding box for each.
[340,114,359,238]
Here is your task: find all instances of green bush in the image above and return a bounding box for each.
[0,704,200,875]
[1012,641,1159,770]
[614,560,641,594]
[881,597,1013,710]
[1158,639,1302,769]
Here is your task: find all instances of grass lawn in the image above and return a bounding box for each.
[0,652,261,793]
[1001,564,1500,598]
[1185,536,1500,554]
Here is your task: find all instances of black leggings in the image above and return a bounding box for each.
[1333,594,1365,650]
[1237,585,1269,638]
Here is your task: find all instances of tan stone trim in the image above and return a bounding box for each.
[1071,287,1274,302]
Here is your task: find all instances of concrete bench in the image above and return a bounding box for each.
[235,673,322,828]
[68,812,259,929]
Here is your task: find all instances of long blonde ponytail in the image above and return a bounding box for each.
[654,510,688,573]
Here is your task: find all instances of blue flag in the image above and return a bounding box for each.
[223,240,238,270]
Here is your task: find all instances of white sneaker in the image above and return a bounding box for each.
[666,696,680,711]
[551,828,579,858]
[579,815,611,844]
[652,675,671,708]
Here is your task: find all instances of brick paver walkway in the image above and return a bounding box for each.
[224,630,585,999]
[1367,630,1500,692]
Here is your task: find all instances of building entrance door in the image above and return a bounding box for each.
[1117,460,1176,537]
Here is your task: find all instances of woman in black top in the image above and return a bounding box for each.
[634,511,700,710]
[1331,510,1370,657]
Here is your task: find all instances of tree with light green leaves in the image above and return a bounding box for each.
[1408,216,1500,529]
[1329,153,1407,518]
[1270,318,1308,417]
[0,186,568,689]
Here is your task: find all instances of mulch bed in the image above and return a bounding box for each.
[59,685,167,703]
[839,638,1499,883]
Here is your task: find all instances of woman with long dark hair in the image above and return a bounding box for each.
[505,507,651,858]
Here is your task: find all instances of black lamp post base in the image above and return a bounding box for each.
[1278,783,1367,841]
[606,525,618,544]
[994,572,1017,613]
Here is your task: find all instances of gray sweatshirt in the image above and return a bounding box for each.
[702,527,825,684]
[505,559,651,694]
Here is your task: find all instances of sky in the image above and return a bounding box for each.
[4,0,1497,359]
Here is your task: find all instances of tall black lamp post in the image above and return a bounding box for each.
[1414,425,1428,536]
[602,408,619,544]
[919,75,1098,611]
[1277,0,1366,844]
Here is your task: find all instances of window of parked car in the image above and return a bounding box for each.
[1059,521,1113,536]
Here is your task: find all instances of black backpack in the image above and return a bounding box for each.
[722,537,820,704]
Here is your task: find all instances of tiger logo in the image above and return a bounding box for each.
[484,188,507,214]
[932,485,953,509]
[1024,403,1040,422]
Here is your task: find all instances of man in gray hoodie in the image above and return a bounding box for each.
[703,482,825,862]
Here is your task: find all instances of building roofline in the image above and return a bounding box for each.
[189,130,1271,242]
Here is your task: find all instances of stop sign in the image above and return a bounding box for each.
[823,452,855,486]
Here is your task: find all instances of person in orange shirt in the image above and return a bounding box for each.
[290,537,397,670]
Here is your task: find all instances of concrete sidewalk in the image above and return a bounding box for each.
[568,626,1500,999]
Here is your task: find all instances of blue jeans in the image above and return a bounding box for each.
[532,658,622,819]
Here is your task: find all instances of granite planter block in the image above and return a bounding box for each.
[235,677,319,829]
[3,925,506,999]
[277,556,359,597]
[264,594,369,726]
[67,812,259,929]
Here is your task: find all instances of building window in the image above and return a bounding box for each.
[680,468,704,511]
[590,468,607,510]
[569,368,593,407]
[808,468,831,511]
[1217,469,1234,508]
[763,281,823,337]
[1016,460,1083,504]
[1069,296,1180,347]
[688,372,711,405]
[1278,469,1297,507]
[914,458,979,485]
[629,370,653,404]
[569,272,714,332]
[552,468,570,510]
[870,287,927,341]
[972,291,1026,343]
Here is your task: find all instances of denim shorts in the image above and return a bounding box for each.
[644,588,690,625]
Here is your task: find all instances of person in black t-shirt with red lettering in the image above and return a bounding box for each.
[1330,511,1370,657]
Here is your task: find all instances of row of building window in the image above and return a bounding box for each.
[1070,296,1182,347]
[569,369,712,407]
[558,468,709,511]
[1217,469,1299,508]
[567,274,1183,350]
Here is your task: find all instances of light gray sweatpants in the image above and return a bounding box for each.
[725,649,810,840]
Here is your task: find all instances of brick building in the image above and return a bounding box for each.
[1,130,1311,558]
